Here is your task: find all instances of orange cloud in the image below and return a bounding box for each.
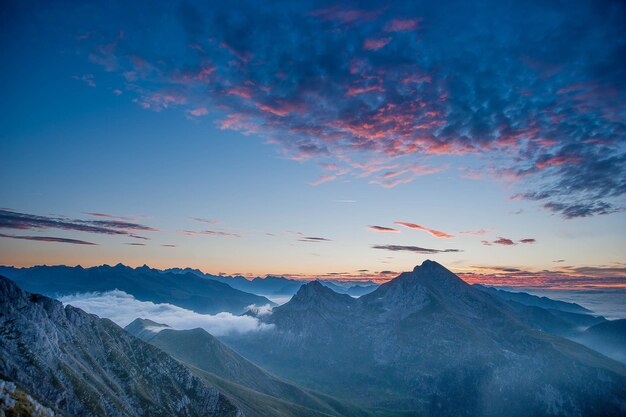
[394,221,454,238]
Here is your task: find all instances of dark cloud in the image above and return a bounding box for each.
[372,244,461,254]
[161,244,176,247]
[299,236,332,242]
[181,229,240,238]
[37,0,626,217]
[125,242,146,246]
[493,238,516,246]
[368,225,399,233]
[0,233,96,245]
[519,238,536,244]
[459,264,626,289]
[189,217,219,225]
[0,209,156,239]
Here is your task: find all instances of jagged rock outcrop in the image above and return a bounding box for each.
[0,275,243,417]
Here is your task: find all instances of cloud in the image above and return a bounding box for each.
[483,237,536,245]
[309,175,337,186]
[299,236,332,242]
[60,290,273,335]
[244,303,273,317]
[68,0,626,217]
[0,209,157,239]
[372,244,461,254]
[493,237,516,246]
[161,244,176,247]
[368,225,399,233]
[181,229,240,238]
[394,221,454,238]
[458,229,488,236]
[459,265,626,291]
[363,37,392,51]
[385,18,422,32]
[189,217,219,225]
[0,233,96,245]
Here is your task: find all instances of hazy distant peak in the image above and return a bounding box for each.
[125,318,171,341]
[128,317,170,329]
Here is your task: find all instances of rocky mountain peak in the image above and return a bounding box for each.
[292,280,334,300]
[405,259,467,289]
[279,280,355,313]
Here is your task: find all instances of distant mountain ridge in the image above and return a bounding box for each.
[573,319,626,364]
[224,260,626,417]
[0,264,273,314]
[164,267,379,297]
[0,275,242,417]
[473,284,592,314]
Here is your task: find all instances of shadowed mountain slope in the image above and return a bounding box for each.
[125,319,373,417]
[223,261,626,417]
[0,276,242,417]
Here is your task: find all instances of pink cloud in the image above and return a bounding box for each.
[459,229,488,236]
[385,18,422,32]
[363,37,392,51]
[309,175,336,186]
[394,221,455,238]
[188,107,208,117]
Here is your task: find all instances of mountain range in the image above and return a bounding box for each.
[0,264,273,314]
[2,261,625,417]
[223,260,626,416]
[164,267,379,297]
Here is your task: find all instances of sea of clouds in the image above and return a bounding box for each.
[60,290,273,335]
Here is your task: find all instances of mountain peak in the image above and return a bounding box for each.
[285,280,354,310]
[125,318,171,342]
[367,260,467,300]
[413,259,445,272]
[293,280,329,299]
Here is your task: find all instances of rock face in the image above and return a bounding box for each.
[1,264,273,314]
[0,276,243,417]
[224,260,626,417]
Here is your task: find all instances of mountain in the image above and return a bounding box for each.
[317,280,379,297]
[473,285,608,338]
[573,319,626,364]
[125,319,372,417]
[0,275,242,417]
[164,268,378,298]
[223,260,626,417]
[474,284,592,314]
[1,264,274,314]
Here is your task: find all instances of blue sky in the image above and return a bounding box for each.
[1,0,625,286]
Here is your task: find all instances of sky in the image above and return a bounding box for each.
[1,0,625,288]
